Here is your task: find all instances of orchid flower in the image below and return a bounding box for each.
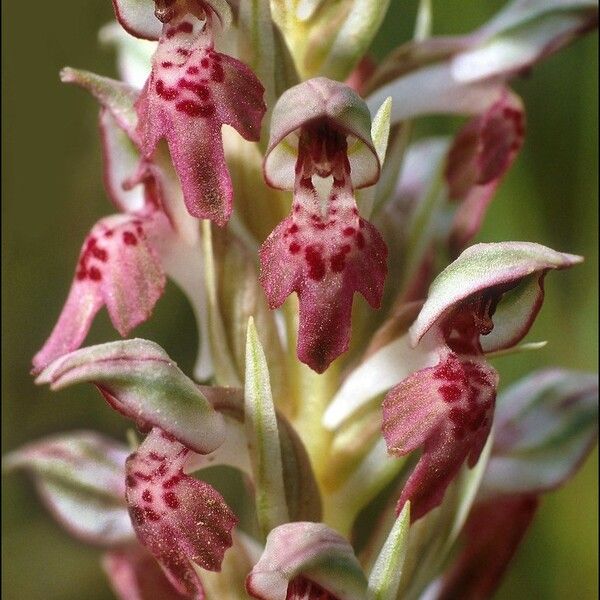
[5,1,599,599]
[260,78,388,372]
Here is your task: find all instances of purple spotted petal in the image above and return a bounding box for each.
[382,352,498,521]
[126,428,237,599]
[260,161,387,373]
[103,545,189,600]
[246,522,367,600]
[435,495,538,600]
[445,95,525,254]
[32,212,168,373]
[136,11,265,225]
[3,432,133,546]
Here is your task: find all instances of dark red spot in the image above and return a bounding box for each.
[76,269,87,281]
[343,227,355,236]
[163,475,182,489]
[175,100,214,117]
[211,63,225,82]
[142,489,153,503]
[155,463,167,477]
[434,357,464,382]
[439,384,462,403]
[104,230,114,238]
[126,475,137,488]
[161,61,173,68]
[178,78,210,100]
[148,452,164,462]
[89,267,102,281]
[177,48,190,56]
[155,79,178,101]
[123,231,138,246]
[144,507,161,521]
[331,252,346,273]
[356,231,365,249]
[91,246,108,261]
[313,221,326,230]
[187,66,199,75]
[288,223,299,234]
[305,245,326,281]
[352,207,359,216]
[163,491,180,509]
[178,21,193,33]
[201,57,209,68]
[293,204,301,213]
[134,471,152,482]
[289,242,301,254]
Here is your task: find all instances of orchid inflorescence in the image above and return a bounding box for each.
[5,1,599,599]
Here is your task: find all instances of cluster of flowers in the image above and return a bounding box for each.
[5,1,598,599]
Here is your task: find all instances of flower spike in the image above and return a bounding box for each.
[135,0,266,225]
[260,79,388,372]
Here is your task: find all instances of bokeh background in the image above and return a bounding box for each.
[2,1,597,598]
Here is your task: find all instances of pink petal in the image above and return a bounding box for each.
[126,428,237,599]
[36,339,226,455]
[3,431,133,545]
[264,78,379,191]
[446,95,525,253]
[60,67,139,140]
[100,108,147,214]
[136,12,265,225]
[435,495,539,600]
[246,522,367,600]
[111,0,162,41]
[481,369,598,497]
[260,137,387,372]
[382,352,498,521]
[33,213,167,373]
[103,545,189,600]
[410,241,582,348]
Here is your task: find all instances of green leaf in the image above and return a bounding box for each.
[368,501,411,600]
[244,318,290,537]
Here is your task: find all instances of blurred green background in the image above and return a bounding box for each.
[2,1,597,599]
